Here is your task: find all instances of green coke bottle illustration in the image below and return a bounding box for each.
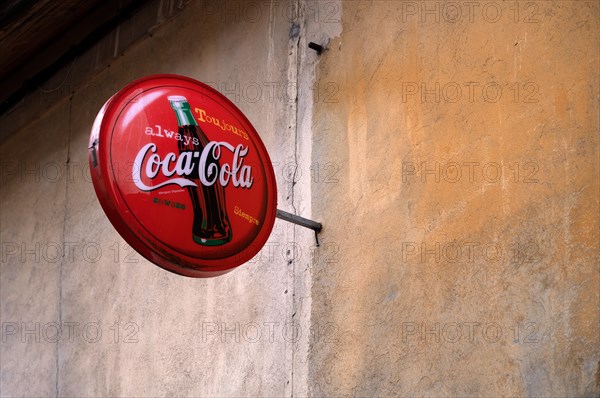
[168,95,232,246]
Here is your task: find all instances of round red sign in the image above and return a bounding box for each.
[88,74,277,277]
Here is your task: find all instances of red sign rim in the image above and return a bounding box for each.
[89,74,277,277]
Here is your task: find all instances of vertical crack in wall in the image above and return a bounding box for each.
[55,95,72,397]
[285,0,302,396]
[287,5,301,216]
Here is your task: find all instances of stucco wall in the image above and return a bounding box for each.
[309,1,599,396]
[1,1,598,397]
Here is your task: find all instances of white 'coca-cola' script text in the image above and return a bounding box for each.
[132,142,254,191]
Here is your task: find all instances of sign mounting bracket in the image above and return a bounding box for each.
[276,209,322,247]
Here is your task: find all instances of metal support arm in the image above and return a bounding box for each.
[276,209,322,246]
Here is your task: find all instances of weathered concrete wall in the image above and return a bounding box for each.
[2,1,313,396]
[1,1,598,397]
[309,1,599,396]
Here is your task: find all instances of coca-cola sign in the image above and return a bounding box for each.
[88,75,277,277]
